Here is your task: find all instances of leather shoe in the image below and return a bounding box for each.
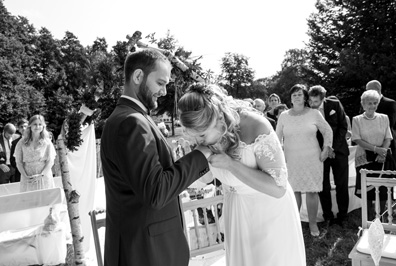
[330,217,344,227]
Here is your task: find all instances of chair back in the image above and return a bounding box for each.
[181,194,224,257]
[360,169,396,233]
[89,209,106,266]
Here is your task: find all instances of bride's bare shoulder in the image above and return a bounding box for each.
[239,111,271,143]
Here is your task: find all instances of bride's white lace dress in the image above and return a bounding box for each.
[209,131,306,266]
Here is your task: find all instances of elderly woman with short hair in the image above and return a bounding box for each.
[352,89,393,218]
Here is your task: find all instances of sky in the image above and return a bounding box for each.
[4,0,318,79]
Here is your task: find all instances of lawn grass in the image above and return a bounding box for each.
[302,209,361,266]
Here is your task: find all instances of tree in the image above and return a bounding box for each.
[266,49,315,105]
[219,52,255,99]
[247,78,269,100]
[0,2,46,124]
[306,0,396,116]
[144,31,205,135]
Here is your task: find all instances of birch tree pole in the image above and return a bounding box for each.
[57,110,88,265]
[57,137,86,265]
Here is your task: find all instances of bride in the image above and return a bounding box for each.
[178,83,306,266]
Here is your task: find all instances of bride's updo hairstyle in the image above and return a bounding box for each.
[178,83,242,159]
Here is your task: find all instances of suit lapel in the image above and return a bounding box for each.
[144,113,173,154]
[117,98,174,159]
[323,99,329,120]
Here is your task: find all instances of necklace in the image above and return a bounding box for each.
[363,112,376,120]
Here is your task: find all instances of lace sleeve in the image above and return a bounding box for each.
[253,133,288,189]
[315,110,333,147]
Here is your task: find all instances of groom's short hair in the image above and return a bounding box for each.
[124,49,171,83]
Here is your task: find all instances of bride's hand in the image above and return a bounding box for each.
[208,152,232,169]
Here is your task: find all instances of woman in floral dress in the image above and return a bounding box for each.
[15,115,56,192]
[276,84,333,236]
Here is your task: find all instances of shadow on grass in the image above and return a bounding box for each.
[303,208,362,266]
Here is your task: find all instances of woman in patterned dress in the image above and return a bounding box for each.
[14,115,56,192]
[276,84,333,236]
[178,83,306,266]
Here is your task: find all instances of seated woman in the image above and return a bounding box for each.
[178,83,306,266]
[352,89,393,218]
[15,115,56,192]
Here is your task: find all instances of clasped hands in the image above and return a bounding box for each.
[374,146,388,163]
[320,146,333,162]
[27,173,44,181]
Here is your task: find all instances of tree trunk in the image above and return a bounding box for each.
[57,138,86,266]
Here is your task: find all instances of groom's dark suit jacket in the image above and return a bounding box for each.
[317,97,349,156]
[101,97,209,266]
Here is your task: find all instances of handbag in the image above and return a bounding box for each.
[365,150,376,162]
[379,149,396,178]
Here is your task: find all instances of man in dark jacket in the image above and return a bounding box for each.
[10,118,28,182]
[309,85,350,226]
[101,49,211,266]
[0,123,16,184]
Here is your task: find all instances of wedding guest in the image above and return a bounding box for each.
[10,118,28,182]
[178,138,192,154]
[276,84,333,236]
[14,115,56,192]
[179,83,306,266]
[273,104,288,119]
[243,98,254,107]
[100,49,211,266]
[365,80,396,162]
[0,123,16,184]
[253,98,276,129]
[352,89,392,219]
[267,93,281,121]
[253,98,266,113]
[309,85,349,227]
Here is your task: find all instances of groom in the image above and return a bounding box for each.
[101,49,211,266]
